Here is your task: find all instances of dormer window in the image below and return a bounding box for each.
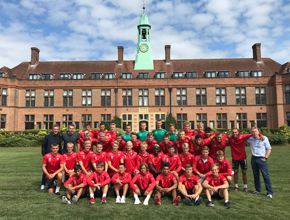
[138,72,149,79]
[121,73,132,79]
[59,73,70,79]
[251,70,263,77]
[72,73,84,80]
[155,72,166,78]
[237,71,249,77]
[218,71,230,78]
[173,72,184,78]
[41,73,52,80]
[28,74,39,80]
[205,71,216,78]
[91,73,102,79]
[104,73,115,79]
[186,72,197,78]
[0,72,6,77]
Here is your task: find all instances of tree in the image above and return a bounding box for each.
[104,122,110,131]
[165,114,179,131]
[111,116,122,128]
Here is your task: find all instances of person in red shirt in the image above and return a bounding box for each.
[111,163,132,203]
[130,162,156,205]
[87,162,110,204]
[149,144,166,178]
[63,142,78,181]
[178,164,203,206]
[77,141,94,177]
[154,163,181,205]
[98,132,113,152]
[183,121,195,138]
[123,141,139,176]
[107,141,124,177]
[179,143,195,175]
[62,165,87,205]
[78,122,97,139]
[143,132,158,154]
[137,142,150,168]
[116,133,126,151]
[201,127,216,139]
[164,145,182,180]
[174,130,190,154]
[91,142,108,172]
[203,164,230,209]
[93,122,108,139]
[209,131,227,160]
[130,132,142,153]
[42,143,64,195]
[191,134,215,156]
[106,123,118,141]
[77,131,97,152]
[159,134,173,154]
[214,150,232,188]
[195,122,205,136]
[192,146,214,184]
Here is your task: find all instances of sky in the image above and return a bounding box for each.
[0,0,290,68]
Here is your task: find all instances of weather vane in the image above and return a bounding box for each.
[141,1,148,13]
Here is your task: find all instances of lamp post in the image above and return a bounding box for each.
[169,87,172,116]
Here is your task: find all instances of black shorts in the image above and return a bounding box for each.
[187,189,194,195]
[74,189,87,198]
[64,175,70,182]
[212,192,224,200]
[47,177,57,190]
[113,188,130,197]
[232,159,247,170]
[161,188,177,198]
[94,188,106,198]
[138,189,146,197]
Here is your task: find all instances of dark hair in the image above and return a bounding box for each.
[168,144,174,149]
[100,122,105,126]
[84,122,91,127]
[204,127,211,132]
[163,162,170,168]
[74,165,82,171]
[97,162,104,167]
[119,163,126,168]
[131,132,137,136]
[116,133,122,138]
[163,134,169,139]
[96,142,103,147]
[51,143,59,147]
[195,134,202,139]
[68,124,75,128]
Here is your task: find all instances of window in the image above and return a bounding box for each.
[173,72,184,78]
[26,90,35,107]
[155,72,166,78]
[255,87,266,105]
[286,112,290,126]
[82,114,92,128]
[205,71,216,78]
[1,114,6,129]
[25,115,35,130]
[41,74,52,80]
[237,71,249,77]
[217,113,227,128]
[186,72,197,78]
[121,73,132,79]
[1,88,7,106]
[91,73,102,79]
[256,113,267,128]
[122,114,132,130]
[101,114,111,124]
[94,122,99,128]
[196,88,206,106]
[63,90,73,107]
[251,70,263,77]
[0,72,6,77]
[177,88,186,106]
[72,73,83,80]
[230,121,235,129]
[250,121,255,128]
[63,115,73,127]
[59,73,70,79]
[209,121,214,128]
[285,85,290,103]
[190,121,195,129]
[155,89,165,106]
[101,89,111,107]
[82,90,92,107]
[122,89,132,106]
[177,114,187,129]
[138,72,149,79]
[44,115,54,129]
[37,122,41,129]
[236,87,246,105]
[196,114,207,127]
[155,114,166,129]
[75,122,79,129]
[44,90,54,107]
[139,89,148,106]
[139,114,148,120]
[216,88,226,105]
[237,113,247,129]
[218,71,230,78]
[104,73,115,79]
[28,74,39,80]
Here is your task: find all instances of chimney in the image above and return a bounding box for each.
[31,47,40,65]
[118,46,123,65]
[165,45,171,64]
[252,43,261,63]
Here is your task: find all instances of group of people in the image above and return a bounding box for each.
[41,120,274,208]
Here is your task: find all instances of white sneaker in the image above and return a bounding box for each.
[71,195,78,204]
[53,180,57,186]
[116,196,121,203]
[143,200,149,205]
[231,171,234,175]
[134,199,141,205]
[40,185,45,190]
[120,197,126,203]
[267,194,273,199]
[62,196,71,204]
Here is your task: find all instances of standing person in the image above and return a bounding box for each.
[116,133,126,151]
[137,142,150,168]
[137,122,149,142]
[41,124,62,190]
[79,122,96,139]
[183,121,195,138]
[93,122,108,139]
[130,132,142,153]
[77,141,94,177]
[167,123,178,143]
[179,143,195,175]
[122,124,132,143]
[97,132,113,152]
[63,142,78,181]
[247,127,274,198]
[174,130,190,154]
[195,123,205,136]
[107,141,124,178]
[62,124,80,154]
[148,144,166,178]
[164,145,182,180]
[191,134,215,156]
[91,142,108,172]
[201,127,216,139]
[209,131,227,160]
[106,123,118,141]
[152,119,167,144]
[143,132,158,154]
[77,130,97,152]
[42,143,64,195]
[123,141,139,176]
[159,134,174,154]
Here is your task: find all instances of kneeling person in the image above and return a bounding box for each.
[88,162,110,204]
[62,165,88,205]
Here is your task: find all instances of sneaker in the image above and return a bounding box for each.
[252,190,261,194]
[101,197,107,204]
[40,185,45,190]
[173,196,181,206]
[55,192,61,196]
[194,197,203,206]
[120,197,126,203]
[231,171,234,175]
[53,180,57,186]
[143,200,149,206]
[185,197,193,206]
[134,198,141,205]
[116,196,121,203]
[224,201,231,209]
[267,194,273,199]
[62,196,71,204]
[154,194,161,205]
[234,187,238,192]
[244,188,249,193]
[227,186,231,191]
[207,201,214,207]
[89,198,95,204]
[71,195,78,204]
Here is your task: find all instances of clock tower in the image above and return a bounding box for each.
[134,11,154,70]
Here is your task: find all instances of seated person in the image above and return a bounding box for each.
[164,145,182,180]
[214,150,232,189]
[148,144,166,179]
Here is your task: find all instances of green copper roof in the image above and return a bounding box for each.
[139,13,150,25]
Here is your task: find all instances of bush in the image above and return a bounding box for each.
[279,124,290,141]
[0,137,39,147]
[165,114,179,131]
[111,117,122,128]
[261,132,286,145]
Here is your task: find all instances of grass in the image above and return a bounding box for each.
[0,146,290,220]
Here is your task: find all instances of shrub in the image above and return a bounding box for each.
[111,117,122,128]
[261,132,286,145]
[165,114,179,131]
[0,137,39,147]
[279,124,290,141]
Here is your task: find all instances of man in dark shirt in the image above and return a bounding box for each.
[62,124,80,154]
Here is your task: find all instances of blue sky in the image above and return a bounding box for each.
[0,0,289,68]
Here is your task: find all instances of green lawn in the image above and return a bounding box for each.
[0,146,289,220]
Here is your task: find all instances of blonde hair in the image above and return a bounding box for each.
[182,143,189,149]
[85,140,91,145]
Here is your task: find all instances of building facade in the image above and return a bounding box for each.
[0,12,290,131]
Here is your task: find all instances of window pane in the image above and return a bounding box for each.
[222,96,226,104]
[63,90,67,96]
[160,89,165,95]
[182,89,186,95]
[50,90,54,96]
[255,88,260,94]
[144,97,148,106]
[107,90,111,96]
[69,90,73,96]
[155,89,159,95]
[2,89,7,95]
[88,90,92,96]
[221,88,226,94]
[161,96,165,106]
[217,114,221,120]
[216,96,220,104]
[82,97,86,105]
[262,113,267,120]
[177,96,181,106]
[128,89,132,96]
[177,89,181,95]
[216,88,220,94]
[144,89,148,96]
[236,88,240,94]
[123,90,127,96]
[261,88,265,94]
[26,91,30,96]
[241,88,245,94]
[177,114,181,120]
[82,115,86,121]
[183,114,187,121]
[155,96,159,106]
[222,114,227,120]
[31,91,35,96]
[237,113,241,120]
[202,89,206,95]
[88,97,92,106]
[82,90,86,96]
[139,90,143,96]
[196,114,201,120]
[139,97,143,106]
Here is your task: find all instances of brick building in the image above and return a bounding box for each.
[0,12,290,131]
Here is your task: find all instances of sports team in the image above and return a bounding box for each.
[41,119,274,209]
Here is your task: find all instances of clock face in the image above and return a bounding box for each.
[139,44,149,53]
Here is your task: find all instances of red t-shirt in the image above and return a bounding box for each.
[148,152,165,174]
[131,139,142,153]
[77,150,94,171]
[174,138,190,153]
[42,153,64,175]
[77,137,97,151]
[209,134,227,158]
[164,153,182,173]
[193,137,212,156]
[111,172,132,189]
[118,139,126,151]
[192,155,214,175]
[130,172,156,192]
[106,131,117,141]
[206,174,227,187]
[179,173,200,190]
[226,134,252,160]
[106,151,124,176]
[64,173,87,191]
[156,172,176,188]
[91,151,107,165]
[79,130,95,139]
[98,138,113,152]
[63,152,77,175]
[123,150,138,174]
[185,130,195,137]
[195,131,205,136]
[137,152,150,169]
[87,170,111,187]
[159,141,174,154]
[179,153,195,174]
[143,139,158,154]
[201,132,216,139]
[214,159,232,176]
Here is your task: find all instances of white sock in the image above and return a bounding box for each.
[134,194,138,200]
[244,184,247,188]
[235,184,238,188]
[55,187,60,193]
[144,195,150,202]
[195,196,199,202]
[90,194,94,199]
[121,196,125,199]
[102,194,106,198]
[225,200,229,203]
[209,200,212,202]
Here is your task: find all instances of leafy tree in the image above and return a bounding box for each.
[165,114,179,131]
[111,116,122,128]
[105,122,110,131]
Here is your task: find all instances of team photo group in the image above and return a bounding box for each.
[41,120,274,209]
